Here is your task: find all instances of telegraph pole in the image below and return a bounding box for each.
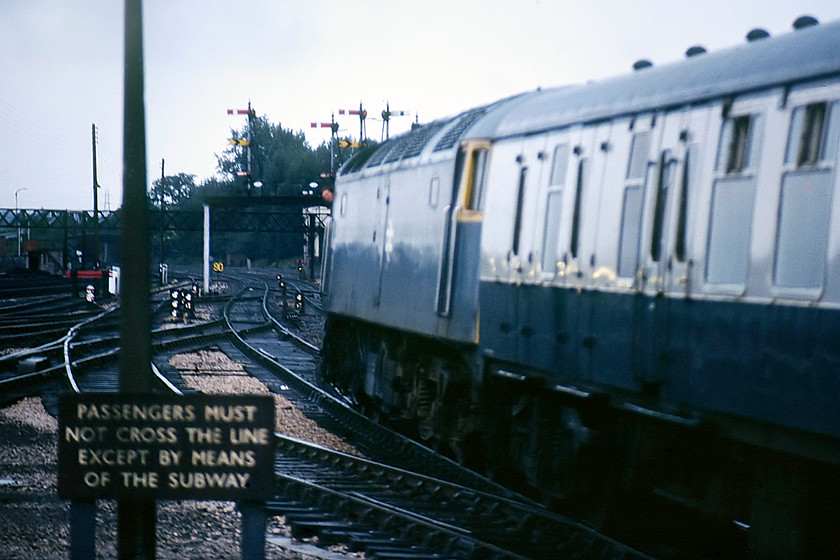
[247,101,253,186]
[159,158,165,263]
[14,187,27,257]
[91,123,100,268]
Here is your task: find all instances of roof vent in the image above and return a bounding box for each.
[685,45,707,57]
[745,28,770,42]
[633,59,653,71]
[793,15,819,30]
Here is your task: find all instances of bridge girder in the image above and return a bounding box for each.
[0,198,330,234]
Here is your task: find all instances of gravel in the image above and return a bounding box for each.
[170,349,358,456]
[0,346,362,559]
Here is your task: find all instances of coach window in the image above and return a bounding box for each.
[626,131,651,178]
[706,113,761,284]
[548,144,570,186]
[824,101,840,161]
[674,146,696,262]
[717,115,755,173]
[785,101,839,167]
[775,101,839,288]
[618,186,644,277]
[617,131,651,277]
[650,150,677,262]
[541,143,570,273]
[569,158,588,259]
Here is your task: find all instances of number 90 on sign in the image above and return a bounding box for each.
[213,262,224,272]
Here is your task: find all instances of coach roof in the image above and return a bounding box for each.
[472,18,840,140]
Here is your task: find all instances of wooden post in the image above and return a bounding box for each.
[240,501,267,560]
[69,501,96,560]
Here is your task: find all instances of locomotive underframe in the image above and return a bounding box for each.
[320,315,481,463]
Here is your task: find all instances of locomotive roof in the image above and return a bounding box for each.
[341,19,840,175]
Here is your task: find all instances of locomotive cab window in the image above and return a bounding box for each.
[467,149,489,210]
[452,140,492,215]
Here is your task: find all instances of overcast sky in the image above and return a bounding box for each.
[2,1,840,211]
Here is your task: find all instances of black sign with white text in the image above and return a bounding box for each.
[58,393,275,501]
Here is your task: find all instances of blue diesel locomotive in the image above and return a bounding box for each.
[320,17,840,558]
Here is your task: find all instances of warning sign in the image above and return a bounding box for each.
[58,393,275,501]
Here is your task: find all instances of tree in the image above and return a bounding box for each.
[150,173,197,208]
[215,115,331,195]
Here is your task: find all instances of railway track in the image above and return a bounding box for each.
[0,279,229,408]
[0,294,106,347]
[1,268,655,558]
[0,272,74,299]
[271,434,649,559]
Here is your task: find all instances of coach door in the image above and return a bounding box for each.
[436,140,491,317]
[637,108,703,384]
[642,109,704,296]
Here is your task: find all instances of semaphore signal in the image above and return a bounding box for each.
[310,114,340,172]
[338,103,368,142]
[379,102,408,141]
[226,103,256,187]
